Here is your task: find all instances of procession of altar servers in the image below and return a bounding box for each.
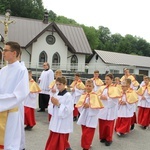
[1,64,150,150]
[36,68,149,150]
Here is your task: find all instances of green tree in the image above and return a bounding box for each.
[97,26,111,50]
[48,10,57,22]
[81,25,99,50]
[117,34,137,54]
[0,0,44,19]
[136,38,150,56]
[109,33,123,52]
[55,16,78,25]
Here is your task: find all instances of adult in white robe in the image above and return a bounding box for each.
[0,61,29,150]
[19,61,26,150]
[38,62,54,112]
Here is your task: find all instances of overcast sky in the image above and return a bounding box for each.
[43,0,150,42]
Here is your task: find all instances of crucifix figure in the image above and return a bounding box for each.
[0,20,14,35]
[0,9,15,43]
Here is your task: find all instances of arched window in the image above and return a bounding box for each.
[71,55,78,72]
[39,51,47,66]
[52,52,60,69]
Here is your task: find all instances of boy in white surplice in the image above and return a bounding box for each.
[45,76,74,150]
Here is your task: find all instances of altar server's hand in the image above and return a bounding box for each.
[51,97,59,106]
[119,100,126,105]
[83,103,89,108]
[52,88,56,93]
[100,95,107,100]
[72,88,75,92]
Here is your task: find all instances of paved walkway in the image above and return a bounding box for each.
[25,110,150,150]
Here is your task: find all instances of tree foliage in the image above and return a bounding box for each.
[0,0,44,19]
[81,25,99,50]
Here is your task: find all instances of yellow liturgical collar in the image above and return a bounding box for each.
[97,85,121,98]
[91,78,104,86]
[137,84,150,96]
[121,88,138,104]
[76,92,104,109]
[49,80,56,89]
[29,79,41,93]
[70,80,85,90]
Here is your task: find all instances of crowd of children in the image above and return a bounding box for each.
[24,68,150,150]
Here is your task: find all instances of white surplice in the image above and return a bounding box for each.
[24,93,38,109]
[71,86,84,104]
[48,92,74,133]
[0,61,29,150]
[93,81,102,92]
[19,61,26,150]
[138,89,150,108]
[98,88,119,120]
[39,69,54,95]
[49,84,59,97]
[118,94,134,118]
[77,97,100,128]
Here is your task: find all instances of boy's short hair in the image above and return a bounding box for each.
[105,73,114,80]
[55,70,62,75]
[56,76,67,84]
[94,70,99,74]
[115,77,120,80]
[85,79,94,86]
[143,76,150,81]
[75,73,80,77]
[124,68,129,71]
[5,41,21,57]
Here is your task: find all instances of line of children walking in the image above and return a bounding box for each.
[25,68,149,150]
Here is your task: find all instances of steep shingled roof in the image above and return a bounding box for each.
[95,50,150,68]
[0,15,92,54]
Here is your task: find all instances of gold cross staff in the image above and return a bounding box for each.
[0,9,15,43]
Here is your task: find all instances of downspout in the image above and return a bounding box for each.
[24,48,31,68]
[25,48,31,62]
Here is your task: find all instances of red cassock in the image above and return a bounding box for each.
[81,125,95,149]
[115,117,131,133]
[131,112,137,125]
[73,104,79,117]
[24,106,36,127]
[138,106,150,126]
[45,131,70,150]
[99,119,115,142]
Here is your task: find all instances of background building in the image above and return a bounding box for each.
[0,15,92,74]
[88,50,150,76]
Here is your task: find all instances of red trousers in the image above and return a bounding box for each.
[138,106,150,126]
[99,119,115,142]
[131,112,137,125]
[48,114,52,122]
[73,104,79,117]
[45,131,70,150]
[0,145,4,149]
[115,117,131,134]
[81,125,95,149]
[24,106,36,127]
